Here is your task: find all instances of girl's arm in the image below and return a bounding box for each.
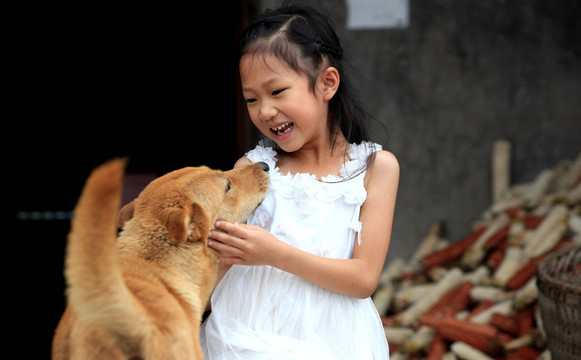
[208,150,399,299]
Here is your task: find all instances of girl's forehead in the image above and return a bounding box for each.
[240,53,289,76]
[240,54,308,91]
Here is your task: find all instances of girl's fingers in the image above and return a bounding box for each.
[208,225,248,255]
[209,231,240,247]
[216,220,263,234]
[208,236,245,257]
[216,256,244,266]
[214,220,250,239]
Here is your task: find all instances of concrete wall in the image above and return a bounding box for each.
[257,0,581,261]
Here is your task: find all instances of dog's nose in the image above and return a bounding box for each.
[258,161,270,172]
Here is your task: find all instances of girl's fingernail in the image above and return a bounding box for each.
[215,221,221,227]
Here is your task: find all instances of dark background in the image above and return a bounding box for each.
[9,3,253,357]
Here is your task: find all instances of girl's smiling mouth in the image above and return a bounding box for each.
[270,122,294,136]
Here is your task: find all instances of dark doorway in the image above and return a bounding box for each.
[10,2,256,358]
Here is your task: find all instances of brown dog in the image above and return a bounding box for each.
[52,158,269,359]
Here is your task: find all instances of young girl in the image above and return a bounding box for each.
[200,2,399,359]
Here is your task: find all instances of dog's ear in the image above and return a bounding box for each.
[167,202,211,244]
[188,202,211,244]
[116,201,135,229]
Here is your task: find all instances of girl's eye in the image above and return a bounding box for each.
[245,98,257,104]
[272,89,285,96]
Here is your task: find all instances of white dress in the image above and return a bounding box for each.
[200,142,390,359]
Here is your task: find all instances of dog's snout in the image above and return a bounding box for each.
[258,162,269,172]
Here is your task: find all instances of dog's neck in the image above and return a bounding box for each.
[117,219,219,307]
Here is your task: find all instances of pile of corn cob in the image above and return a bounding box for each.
[374,145,581,360]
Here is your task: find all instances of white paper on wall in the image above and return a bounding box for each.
[346,0,410,29]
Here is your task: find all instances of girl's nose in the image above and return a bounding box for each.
[259,103,278,121]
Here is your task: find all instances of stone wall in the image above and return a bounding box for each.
[257,0,581,261]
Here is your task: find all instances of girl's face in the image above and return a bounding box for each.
[240,54,331,153]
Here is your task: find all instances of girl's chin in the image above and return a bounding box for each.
[272,138,301,153]
[267,128,297,150]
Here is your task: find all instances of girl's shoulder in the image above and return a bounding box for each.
[364,149,399,190]
[372,149,399,170]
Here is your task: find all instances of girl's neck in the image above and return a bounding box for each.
[277,136,350,179]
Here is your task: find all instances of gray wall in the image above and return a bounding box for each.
[256,0,581,262]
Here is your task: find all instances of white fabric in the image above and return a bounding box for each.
[200,141,390,359]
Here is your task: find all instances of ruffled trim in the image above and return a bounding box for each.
[350,218,363,246]
[342,142,382,178]
[245,140,278,171]
[245,141,381,207]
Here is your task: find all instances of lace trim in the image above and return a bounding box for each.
[245,141,381,206]
[246,141,278,173]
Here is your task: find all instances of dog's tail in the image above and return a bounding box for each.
[64,158,144,335]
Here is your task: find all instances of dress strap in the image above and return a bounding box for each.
[339,142,382,179]
[343,142,381,245]
[349,210,363,246]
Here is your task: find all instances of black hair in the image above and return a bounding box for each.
[238,1,381,177]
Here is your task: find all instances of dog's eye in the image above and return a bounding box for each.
[225,180,231,193]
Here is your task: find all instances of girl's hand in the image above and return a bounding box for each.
[208,221,284,266]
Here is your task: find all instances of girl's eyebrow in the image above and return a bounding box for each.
[242,77,282,92]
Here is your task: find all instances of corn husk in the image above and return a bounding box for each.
[401,325,435,353]
[404,222,444,273]
[537,349,552,360]
[566,181,581,204]
[522,204,568,261]
[461,214,510,268]
[372,282,394,315]
[389,351,409,360]
[512,276,538,310]
[394,268,463,326]
[450,341,495,360]
[385,326,414,345]
[504,334,533,351]
[470,286,513,302]
[492,246,523,287]
[442,352,458,360]
[469,300,512,324]
[461,266,490,285]
[394,283,434,310]
[379,257,406,286]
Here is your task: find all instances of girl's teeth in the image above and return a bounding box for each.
[271,122,293,135]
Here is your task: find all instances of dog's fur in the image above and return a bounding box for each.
[52,159,269,360]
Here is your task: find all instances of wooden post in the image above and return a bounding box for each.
[492,140,511,203]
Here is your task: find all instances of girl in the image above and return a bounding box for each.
[201,2,399,359]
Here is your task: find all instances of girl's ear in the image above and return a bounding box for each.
[320,66,340,101]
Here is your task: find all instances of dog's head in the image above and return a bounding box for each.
[116,162,269,247]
